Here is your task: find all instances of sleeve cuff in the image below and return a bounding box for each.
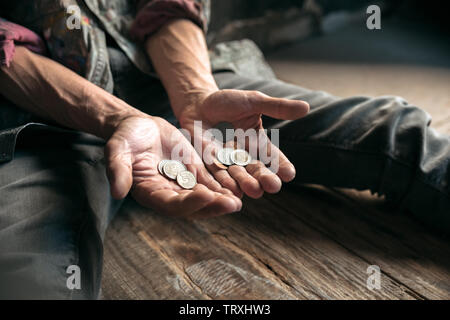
[130,0,207,43]
[0,18,47,67]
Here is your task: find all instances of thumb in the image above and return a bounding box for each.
[250,91,310,120]
[105,137,133,199]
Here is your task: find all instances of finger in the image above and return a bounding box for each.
[248,91,310,120]
[145,185,216,217]
[203,137,244,197]
[187,195,243,220]
[208,164,243,198]
[190,163,222,192]
[246,161,282,194]
[215,186,234,196]
[105,139,133,199]
[191,169,243,209]
[200,187,243,213]
[142,184,241,218]
[218,189,243,209]
[266,141,296,182]
[228,165,264,199]
[192,130,244,197]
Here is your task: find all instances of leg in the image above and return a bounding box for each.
[0,127,122,299]
[0,47,173,299]
[214,71,450,232]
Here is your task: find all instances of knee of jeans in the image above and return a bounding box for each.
[381,95,408,105]
[0,199,103,299]
[375,95,432,124]
[0,230,80,299]
[0,219,103,299]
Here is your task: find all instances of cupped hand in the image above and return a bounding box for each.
[105,115,242,219]
[178,90,310,199]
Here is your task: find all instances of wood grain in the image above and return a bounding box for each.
[266,185,450,299]
[102,193,428,300]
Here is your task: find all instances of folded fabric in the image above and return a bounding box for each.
[0,17,47,67]
[130,0,206,42]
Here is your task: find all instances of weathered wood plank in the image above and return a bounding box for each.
[101,211,207,300]
[103,201,300,300]
[267,185,450,299]
[194,197,418,300]
[102,194,419,300]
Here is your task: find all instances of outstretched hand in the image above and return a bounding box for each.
[178,89,310,198]
[105,115,242,219]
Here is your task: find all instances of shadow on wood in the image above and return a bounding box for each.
[101,184,450,300]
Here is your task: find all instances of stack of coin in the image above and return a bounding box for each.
[158,159,197,189]
[216,148,252,168]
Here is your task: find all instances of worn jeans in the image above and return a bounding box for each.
[0,47,449,299]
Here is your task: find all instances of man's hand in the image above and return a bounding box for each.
[146,19,309,199]
[106,115,242,219]
[0,47,241,219]
[178,90,309,198]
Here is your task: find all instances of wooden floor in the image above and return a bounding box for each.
[102,185,449,299]
[101,15,450,300]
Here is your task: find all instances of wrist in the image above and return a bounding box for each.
[97,96,149,140]
[172,86,218,124]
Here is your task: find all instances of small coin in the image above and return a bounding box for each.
[231,149,252,166]
[158,159,170,175]
[163,160,187,180]
[217,148,235,166]
[213,158,228,170]
[176,171,197,189]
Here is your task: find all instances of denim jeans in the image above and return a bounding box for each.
[0,47,448,299]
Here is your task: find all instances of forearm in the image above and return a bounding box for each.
[145,19,218,120]
[0,46,145,140]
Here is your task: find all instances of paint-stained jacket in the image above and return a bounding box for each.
[0,0,273,163]
[1,0,211,93]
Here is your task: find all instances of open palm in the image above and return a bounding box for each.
[179,89,310,198]
[105,116,241,219]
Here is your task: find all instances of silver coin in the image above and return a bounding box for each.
[231,149,252,166]
[163,160,187,180]
[158,159,170,175]
[217,148,235,166]
[176,171,197,189]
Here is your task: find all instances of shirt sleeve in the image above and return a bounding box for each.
[130,0,210,43]
[0,17,47,67]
